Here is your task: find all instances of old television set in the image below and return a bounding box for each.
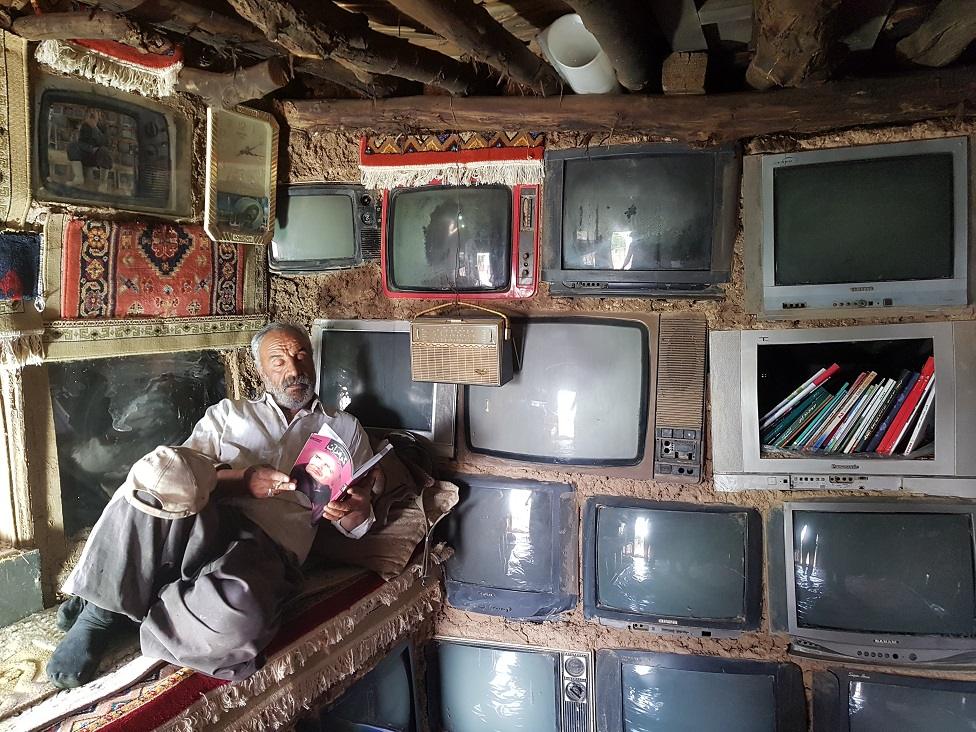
[595,649,806,732]
[583,497,762,637]
[441,475,577,621]
[710,320,976,495]
[310,639,421,732]
[32,72,192,218]
[427,637,592,732]
[813,668,976,732]
[311,319,456,458]
[465,312,707,482]
[543,143,740,297]
[270,184,381,274]
[381,183,540,299]
[743,136,970,319]
[782,500,976,668]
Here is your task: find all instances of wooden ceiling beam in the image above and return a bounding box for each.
[561,0,663,91]
[225,0,481,95]
[747,0,844,90]
[176,57,291,107]
[11,10,173,53]
[897,0,976,67]
[384,0,563,94]
[281,65,976,143]
[295,58,421,99]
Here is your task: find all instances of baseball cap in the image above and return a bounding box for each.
[121,446,219,519]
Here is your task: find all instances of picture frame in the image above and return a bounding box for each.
[204,106,279,245]
[31,71,194,219]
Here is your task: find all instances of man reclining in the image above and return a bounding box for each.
[46,322,381,688]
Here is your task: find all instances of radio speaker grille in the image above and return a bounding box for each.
[410,319,513,386]
[656,315,707,429]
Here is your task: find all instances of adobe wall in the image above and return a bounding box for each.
[270,118,976,718]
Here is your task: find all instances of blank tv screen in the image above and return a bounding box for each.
[561,154,714,272]
[318,329,434,432]
[467,320,647,463]
[447,485,554,592]
[792,511,976,635]
[321,645,414,731]
[622,664,776,732]
[389,185,512,292]
[596,506,747,620]
[774,154,955,286]
[273,193,356,262]
[849,679,976,732]
[436,643,558,732]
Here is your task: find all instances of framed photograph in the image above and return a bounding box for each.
[204,106,279,245]
[31,71,194,219]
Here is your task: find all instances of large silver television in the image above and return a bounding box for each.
[742,137,970,320]
[710,320,976,496]
[311,319,457,458]
[782,500,976,668]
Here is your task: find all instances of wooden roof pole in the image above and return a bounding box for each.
[747,0,843,90]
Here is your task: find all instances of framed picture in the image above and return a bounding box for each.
[31,71,194,219]
[204,106,279,245]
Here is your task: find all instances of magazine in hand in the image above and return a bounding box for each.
[290,434,391,524]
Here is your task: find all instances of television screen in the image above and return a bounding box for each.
[623,663,776,731]
[273,193,355,261]
[561,154,714,272]
[585,500,760,631]
[791,510,976,636]
[318,641,416,732]
[442,475,577,620]
[596,650,806,732]
[433,641,559,732]
[814,669,976,732]
[773,155,954,287]
[312,320,456,457]
[387,185,512,293]
[48,351,226,536]
[466,318,647,465]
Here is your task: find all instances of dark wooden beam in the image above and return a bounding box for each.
[662,52,708,95]
[12,10,173,52]
[384,0,563,94]
[281,65,976,142]
[177,57,291,106]
[747,0,844,89]
[897,0,976,67]
[225,0,481,94]
[295,58,419,98]
[561,0,663,91]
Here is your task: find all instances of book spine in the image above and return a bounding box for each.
[760,363,840,430]
[763,388,826,445]
[793,386,848,449]
[775,391,832,448]
[810,374,867,450]
[877,356,935,455]
[760,366,827,426]
[855,370,910,453]
[827,381,878,453]
[815,372,875,450]
[865,371,919,453]
[842,379,893,454]
[904,379,937,455]
[888,373,937,455]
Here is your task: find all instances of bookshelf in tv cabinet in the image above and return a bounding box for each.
[757,338,935,461]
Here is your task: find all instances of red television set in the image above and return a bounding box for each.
[380,183,540,300]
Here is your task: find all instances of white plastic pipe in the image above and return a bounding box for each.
[537,14,621,95]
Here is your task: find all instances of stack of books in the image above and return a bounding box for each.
[760,356,935,457]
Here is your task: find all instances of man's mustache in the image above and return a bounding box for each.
[280,375,311,388]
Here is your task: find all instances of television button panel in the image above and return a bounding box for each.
[359,190,382,260]
[560,652,592,732]
[516,186,538,292]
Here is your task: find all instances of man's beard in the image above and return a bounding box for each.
[265,374,314,410]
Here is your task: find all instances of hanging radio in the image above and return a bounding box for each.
[410,302,514,387]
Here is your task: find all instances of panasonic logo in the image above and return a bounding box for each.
[656,619,679,625]
[850,286,875,292]
[831,464,861,470]
[874,639,899,645]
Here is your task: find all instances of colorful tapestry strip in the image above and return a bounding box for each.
[0,232,40,302]
[60,219,246,320]
[360,131,545,189]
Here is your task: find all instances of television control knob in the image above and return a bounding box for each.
[565,681,587,703]
[361,211,375,225]
[564,657,586,677]
[359,194,373,207]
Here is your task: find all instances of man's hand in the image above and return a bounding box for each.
[323,464,382,531]
[243,464,295,499]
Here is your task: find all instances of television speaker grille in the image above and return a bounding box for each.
[360,227,381,260]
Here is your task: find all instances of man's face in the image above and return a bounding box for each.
[258,329,317,411]
[306,450,338,484]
